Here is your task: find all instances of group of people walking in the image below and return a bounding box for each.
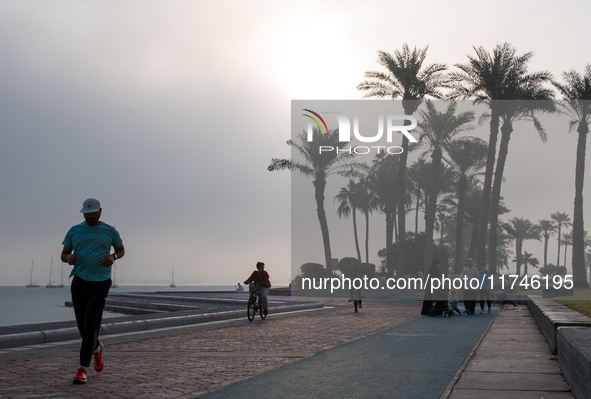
[421,258,517,316]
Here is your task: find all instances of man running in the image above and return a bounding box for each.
[61,198,125,384]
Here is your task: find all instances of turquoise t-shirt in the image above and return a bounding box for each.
[62,222,123,282]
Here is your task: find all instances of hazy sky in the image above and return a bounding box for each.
[1,0,590,285]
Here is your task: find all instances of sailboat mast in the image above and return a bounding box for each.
[49,256,53,285]
[30,260,34,285]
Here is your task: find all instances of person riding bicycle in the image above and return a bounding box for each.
[244,262,271,316]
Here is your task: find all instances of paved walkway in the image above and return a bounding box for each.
[0,301,419,398]
[0,302,573,399]
[445,305,573,398]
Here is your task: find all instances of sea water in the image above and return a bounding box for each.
[0,285,237,327]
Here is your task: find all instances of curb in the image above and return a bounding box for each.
[439,308,499,399]
[0,302,324,350]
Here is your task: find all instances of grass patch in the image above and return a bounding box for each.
[551,287,591,317]
[555,300,591,318]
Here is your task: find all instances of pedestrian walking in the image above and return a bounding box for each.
[61,198,125,384]
[478,262,493,314]
[460,258,479,315]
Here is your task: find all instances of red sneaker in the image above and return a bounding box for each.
[73,367,87,384]
[93,343,104,372]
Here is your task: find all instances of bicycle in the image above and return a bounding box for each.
[246,283,267,321]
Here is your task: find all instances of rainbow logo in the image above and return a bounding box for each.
[302,109,329,133]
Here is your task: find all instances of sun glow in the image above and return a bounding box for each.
[273,18,360,99]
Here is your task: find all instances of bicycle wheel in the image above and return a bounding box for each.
[259,297,267,319]
[354,300,358,313]
[247,297,256,321]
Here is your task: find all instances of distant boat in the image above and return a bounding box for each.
[46,256,58,288]
[111,260,118,288]
[57,262,65,288]
[26,260,40,288]
[169,258,176,288]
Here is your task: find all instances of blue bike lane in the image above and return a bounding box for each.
[201,309,495,399]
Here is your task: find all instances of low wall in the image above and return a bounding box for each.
[0,300,323,349]
[529,295,591,399]
[529,295,591,354]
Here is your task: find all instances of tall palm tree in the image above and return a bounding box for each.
[551,212,572,268]
[269,128,360,273]
[488,97,554,274]
[335,180,363,262]
[537,219,557,267]
[446,137,487,273]
[449,43,553,268]
[358,43,447,276]
[508,217,541,276]
[415,101,474,272]
[554,65,591,287]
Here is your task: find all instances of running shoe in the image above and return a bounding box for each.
[73,367,87,384]
[93,343,104,372]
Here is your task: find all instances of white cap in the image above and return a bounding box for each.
[80,198,101,213]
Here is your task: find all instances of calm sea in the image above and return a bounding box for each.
[0,285,238,327]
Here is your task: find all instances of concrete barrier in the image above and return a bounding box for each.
[0,331,45,349]
[529,295,591,354]
[557,327,591,399]
[0,300,324,349]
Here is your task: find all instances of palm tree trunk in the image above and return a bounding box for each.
[572,121,589,287]
[313,176,333,275]
[397,135,409,277]
[424,148,442,273]
[543,236,549,266]
[454,175,467,274]
[564,243,568,270]
[557,225,562,268]
[385,205,394,276]
[365,210,370,264]
[352,208,362,262]
[516,239,523,276]
[476,106,500,264]
[415,191,420,237]
[488,118,513,274]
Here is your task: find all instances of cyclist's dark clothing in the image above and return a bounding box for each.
[245,270,270,288]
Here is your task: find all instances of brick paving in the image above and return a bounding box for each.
[0,302,420,399]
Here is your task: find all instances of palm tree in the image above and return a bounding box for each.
[358,43,447,276]
[335,180,363,262]
[488,97,554,274]
[554,65,591,287]
[449,43,553,268]
[551,212,572,268]
[537,219,557,267]
[269,128,360,273]
[415,101,474,272]
[519,251,540,276]
[446,137,487,273]
[508,217,542,276]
